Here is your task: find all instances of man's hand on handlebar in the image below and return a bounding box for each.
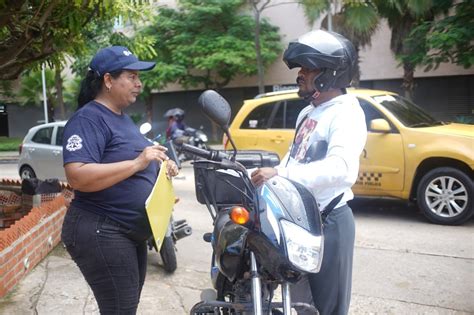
[251,167,278,187]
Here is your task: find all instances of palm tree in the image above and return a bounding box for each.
[299,0,379,87]
[17,69,57,122]
[374,0,453,99]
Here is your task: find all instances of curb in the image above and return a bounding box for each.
[0,157,18,162]
[0,151,19,161]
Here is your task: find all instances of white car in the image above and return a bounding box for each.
[18,121,67,181]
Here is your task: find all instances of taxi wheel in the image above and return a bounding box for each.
[417,167,473,225]
[20,166,36,179]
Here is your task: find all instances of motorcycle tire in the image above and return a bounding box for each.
[160,236,177,273]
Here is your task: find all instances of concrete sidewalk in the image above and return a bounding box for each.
[1,231,470,315]
[0,240,209,315]
[0,151,19,161]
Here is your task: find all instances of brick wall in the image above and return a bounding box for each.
[0,195,69,298]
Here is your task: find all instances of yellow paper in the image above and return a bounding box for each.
[145,160,176,250]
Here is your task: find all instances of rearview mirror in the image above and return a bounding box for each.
[370,119,391,133]
[139,122,152,135]
[198,90,231,130]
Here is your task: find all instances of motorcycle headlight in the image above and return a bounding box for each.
[280,220,324,273]
[201,135,208,142]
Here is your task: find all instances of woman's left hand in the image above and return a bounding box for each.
[166,160,179,179]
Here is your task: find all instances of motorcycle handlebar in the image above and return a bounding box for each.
[179,143,229,162]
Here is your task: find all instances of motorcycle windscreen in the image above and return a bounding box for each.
[262,176,322,236]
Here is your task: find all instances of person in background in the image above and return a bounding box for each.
[61,46,179,314]
[166,109,187,141]
[165,114,176,139]
[251,30,367,315]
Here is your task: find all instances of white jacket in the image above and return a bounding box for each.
[276,94,367,211]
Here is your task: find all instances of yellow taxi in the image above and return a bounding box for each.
[225,89,474,225]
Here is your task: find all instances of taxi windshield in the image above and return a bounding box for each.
[372,94,444,128]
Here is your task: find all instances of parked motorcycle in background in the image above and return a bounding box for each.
[164,107,209,162]
[177,90,322,314]
[173,127,209,162]
[139,122,192,272]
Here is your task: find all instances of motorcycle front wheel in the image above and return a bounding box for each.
[160,236,177,273]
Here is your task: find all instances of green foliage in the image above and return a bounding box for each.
[68,20,118,76]
[0,137,22,152]
[343,2,379,36]
[407,1,474,71]
[69,19,157,77]
[374,0,453,55]
[129,113,145,125]
[373,0,453,97]
[138,0,282,91]
[0,81,15,100]
[63,76,83,110]
[0,0,153,80]
[17,69,56,107]
[299,0,329,26]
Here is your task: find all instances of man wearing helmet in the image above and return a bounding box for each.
[251,30,367,315]
[165,108,187,141]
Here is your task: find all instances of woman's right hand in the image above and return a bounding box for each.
[135,145,169,171]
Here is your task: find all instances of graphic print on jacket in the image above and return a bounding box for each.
[290,118,318,161]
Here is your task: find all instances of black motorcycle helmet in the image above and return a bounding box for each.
[283,30,357,93]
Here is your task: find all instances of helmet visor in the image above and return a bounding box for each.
[283,42,343,70]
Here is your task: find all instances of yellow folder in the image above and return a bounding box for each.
[145,160,176,250]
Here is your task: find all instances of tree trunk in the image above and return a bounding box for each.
[402,62,415,100]
[54,66,66,120]
[47,95,56,122]
[145,94,154,138]
[253,7,265,94]
[352,46,361,87]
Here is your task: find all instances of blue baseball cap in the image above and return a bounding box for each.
[89,46,156,76]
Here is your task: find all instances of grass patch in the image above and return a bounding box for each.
[0,137,22,151]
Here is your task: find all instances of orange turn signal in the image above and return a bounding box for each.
[230,206,250,225]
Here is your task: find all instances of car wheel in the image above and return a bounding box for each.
[417,167,473,225]
[20,166,36,179]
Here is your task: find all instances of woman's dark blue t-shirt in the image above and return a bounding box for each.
[62,101,158,238]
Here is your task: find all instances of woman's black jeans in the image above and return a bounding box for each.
[61,206,148,315]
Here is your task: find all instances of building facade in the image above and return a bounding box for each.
[3,1,473,138]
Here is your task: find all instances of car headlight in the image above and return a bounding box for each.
[280,220,324,273]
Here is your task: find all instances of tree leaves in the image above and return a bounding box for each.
[419,1,474,70]
[138,0,281,91]
[0,0,151,80]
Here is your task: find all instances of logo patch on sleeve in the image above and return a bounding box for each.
[66,135,83,151]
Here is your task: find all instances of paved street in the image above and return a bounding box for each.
[0,161,473,314]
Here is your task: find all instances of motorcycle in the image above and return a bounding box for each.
[147,208,193,273]
[178,90,323,314]
[139,122,192,273]
[173,126,209,162]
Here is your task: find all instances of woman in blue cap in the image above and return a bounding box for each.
[61,46,179,314]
